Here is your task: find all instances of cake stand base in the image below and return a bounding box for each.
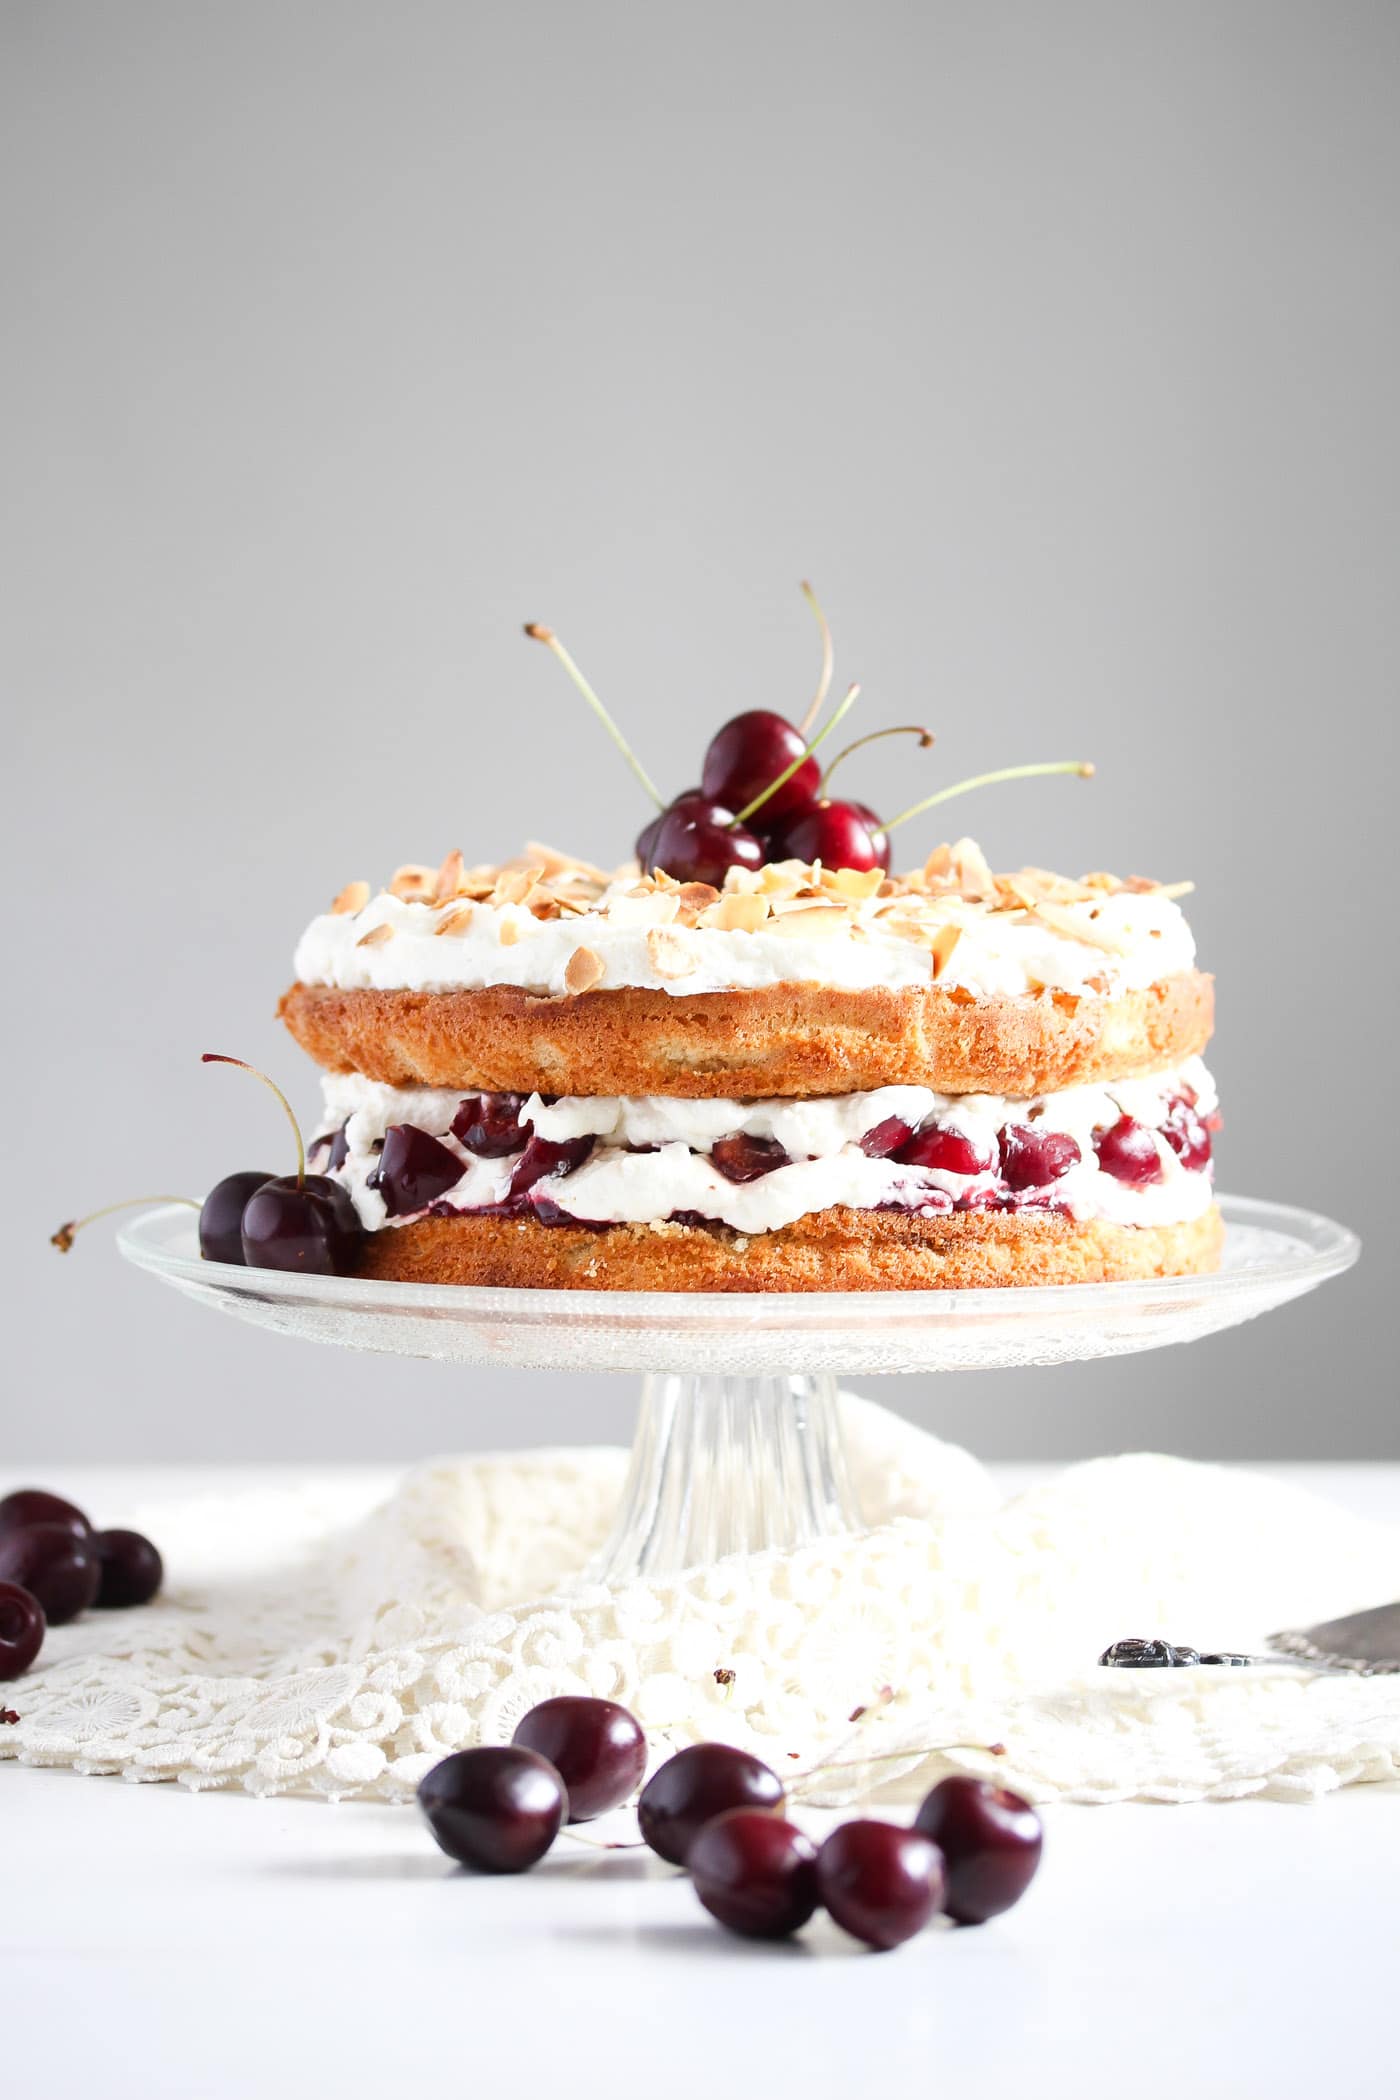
[591,1371,857,1582]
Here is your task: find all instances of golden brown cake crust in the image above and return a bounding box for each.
[278,971,1213,1100]
[350,1203,1223,1292]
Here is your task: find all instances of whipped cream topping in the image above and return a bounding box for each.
[294,880,1196,1001]
[316,1061,1217,1237]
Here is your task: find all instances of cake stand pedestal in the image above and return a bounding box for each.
[118,1194,1358,1580]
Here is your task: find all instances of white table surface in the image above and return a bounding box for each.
[6,1462,1400,2100]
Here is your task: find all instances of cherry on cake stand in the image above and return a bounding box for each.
[118,1194,1357,1582]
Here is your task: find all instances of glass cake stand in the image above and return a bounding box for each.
[118,1194,1358,1581]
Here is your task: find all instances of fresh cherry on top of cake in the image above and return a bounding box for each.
[913,1775,1043,1926]
[202,1055,362,1274]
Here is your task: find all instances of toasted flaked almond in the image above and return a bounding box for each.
[646,926,698,979]
[949,836,996,900]
[388,863,437,902]
[922,843,954,883]
[356,922,394,948]
[563,945,605,994]
[769,905,853,936]
[330,880,370,916]
[433,849,465,903]
[491,864,546,907]
[823,866,886,902]
[930,924,963,979]
[698,892,771,932]
[1153,880,1195,899]
[677,882,720,911]
[1025,899,1136,953]
[524,840,613,885]
[435,905,475,938]
[498,918,520,946]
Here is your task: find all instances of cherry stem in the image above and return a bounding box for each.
[795,1740,1007,1786]
[732,683,860,828]
[523,624,663,809]
[50,1196,199,1252]
[202,1054,306,1187]
[820,724,934,797]
[795,580,834,736]
[884,759,1095,833]
[559,1828,647,1852]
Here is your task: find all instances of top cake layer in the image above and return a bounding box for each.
[292,839,1197,1002]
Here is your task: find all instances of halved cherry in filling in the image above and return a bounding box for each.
[859,1117,913,1160]
[709,1134,790,1183]
[452,1094,529,1157]
[373,1126,465,1217]
[509,1134,595,1199]
[895,1124,996,1176]
[1095,1115,1166,1187]
[999,1125,1081,1191]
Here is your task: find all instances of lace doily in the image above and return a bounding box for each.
[4,1398,1398,1806]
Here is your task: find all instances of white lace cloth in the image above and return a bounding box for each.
[5,1399,1398,1805]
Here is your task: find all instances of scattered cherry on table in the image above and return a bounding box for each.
[816,1819,946,1951]
[638,1743,786,1865]
[0,1522,102,1625]
[418,1746,568,1872]
[913,1775,1043,1925]
[511,1696,647,1822]
[688,1809,821,1940]
[0,1582,45,1681]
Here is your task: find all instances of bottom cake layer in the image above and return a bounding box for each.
[352,1203,1224,1292]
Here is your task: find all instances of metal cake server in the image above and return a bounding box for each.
[1100,1602,1400,1676]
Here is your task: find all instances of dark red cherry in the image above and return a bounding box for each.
[511,1696,647,1822]
[452,1094,528,1158]
[510,1133,595,1199]
[0,1582,45,1680]
[1164,1100,1213,1173]
[816,1819,945,1951]
[897,1124,996,1176]
[709,1134,790,1183]
[860,1117,914,1159]
[0,1488,91,1540]
[199,1170,277,1264]
[240,1175,363,1274]
[0,1524,101,1625]
[914,1775,1043,1925]
[638,1743,785,1866]
[999,1125,1081,1192]
[1095,1116,1165,1188]
[689,1809,820,1940]
[648,796,766,888]
[418,1746,566,1872]
[637,789,705,874]
[308,1124,350,1175]
[92,1529,164,1609]
[767,798,891,874]
[374,1126,465,1217]
[702,711,820,825]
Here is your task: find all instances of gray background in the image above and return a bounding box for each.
[5,1,1396,1463]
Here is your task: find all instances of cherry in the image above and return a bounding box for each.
[452,1093,528,1158]
[0,1488,91,1540]
[702,712,821,827]
[816,1819,945,1951]
[241,1177,362,1273]
[92,1529,164,1609]
[418,1746,567,1872]
[689,1809,820,1940]
[999,1125,1081,1192]
[647,795,766,888]
[1164,1099,1213,1174]
[636,789,707,875]
[709,1134,790,1183]
[0,1583,45,1680]
[0,1523,101,1625]
[766,798,891,874]
[637,1744,785,1866]
[860,1117,914,1159]
[373,1126,465,1217]
[199,1170,277,1264]
[511,1696,647,1821]
[309,1124,350,1174]
[913,1776,1043,1925]
[509,1133,595,1200]
[1095,1116,1165,1188]
[202,1056,364,1275]
[897,1124,996,1176]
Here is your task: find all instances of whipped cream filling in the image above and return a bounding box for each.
[315,1061,1217,1237]
[294,881,1195,1001]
